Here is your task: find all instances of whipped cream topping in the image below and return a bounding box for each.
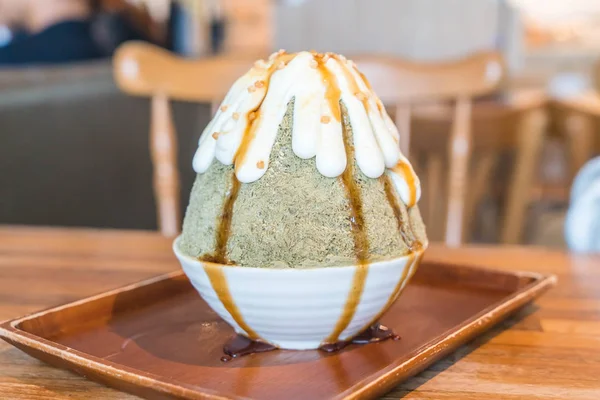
[192,50,421,206]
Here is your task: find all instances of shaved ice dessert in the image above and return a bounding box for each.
[179,50,427,268]
[174,50,427,351]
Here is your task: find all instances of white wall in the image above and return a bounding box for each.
[511,0,600,27]
[275,0,523,68]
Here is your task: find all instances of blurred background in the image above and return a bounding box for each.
[2,0,600,250]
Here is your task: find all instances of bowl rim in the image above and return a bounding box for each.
[173,235,427,271]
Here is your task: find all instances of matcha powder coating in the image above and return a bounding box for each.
[179,99,427,269]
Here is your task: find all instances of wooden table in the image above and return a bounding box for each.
[1,225,599,399]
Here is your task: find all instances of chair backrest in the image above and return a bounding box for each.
[113,41,254,236]
[354,52,506,246]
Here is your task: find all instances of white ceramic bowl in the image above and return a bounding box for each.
[173,237,425,350]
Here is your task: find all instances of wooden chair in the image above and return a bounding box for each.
[354,53,547,245]
[547,60,600,195]
[113,41,254,236]
[114,43,546,245]
[550,93,600,182]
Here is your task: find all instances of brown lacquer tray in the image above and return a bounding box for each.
[0,260,555,400]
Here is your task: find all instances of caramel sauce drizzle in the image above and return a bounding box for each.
[355,252,423,335]
[354,64,399,147]
[381,174,420,251]
[332,55,370,110]
[324,100,371,344]
[203,262,260,340]
[200,174,260,340]
[234,52,297,172]
[199,175,241,265]
[345,58,420,233]
[354,66,389,117]
[315,54,342,122]
[199,175,260,339]
[391,161,418,208]
[234,110,261,175]
[200,52,299,343]
[355,68,373,91]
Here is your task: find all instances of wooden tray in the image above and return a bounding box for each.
[0,260,555,400]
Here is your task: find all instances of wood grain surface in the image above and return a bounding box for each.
[1,226,599,399]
